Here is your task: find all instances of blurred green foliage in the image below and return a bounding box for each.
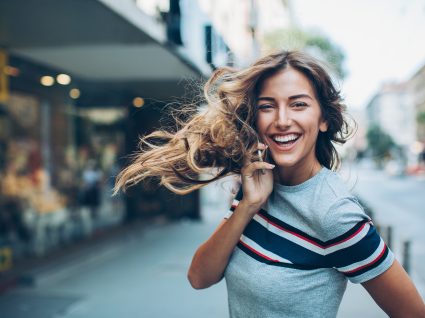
[262,28,346,79]
[417,111,425,125]
[366,124,396,166]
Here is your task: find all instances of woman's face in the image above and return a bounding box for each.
[255,67,328,179]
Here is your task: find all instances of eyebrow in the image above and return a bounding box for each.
[257,94,313,102]
[288,94,313,100]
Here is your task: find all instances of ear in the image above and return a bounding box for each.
[319,119,328,133]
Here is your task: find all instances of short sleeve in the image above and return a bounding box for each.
[224,187,243,219]
[323,197,395,284]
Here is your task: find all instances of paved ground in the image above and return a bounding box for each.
[0,220,228,318]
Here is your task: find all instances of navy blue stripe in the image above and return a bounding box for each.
[344,246,390,277]
[237,242,319,270]
[242,216,384,271]
[229,188,244,212]
[239,219,389,276]
[235,187,243,201]
[243,218,328,267]
[258,209,368,247]
[326,226,381,268]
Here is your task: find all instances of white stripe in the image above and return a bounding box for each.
[253,214,371,256]
[224,210,233,219]
[323,223,370,254]
[337,239,386,273]
[224,199,240,219]
[240,234,293,264]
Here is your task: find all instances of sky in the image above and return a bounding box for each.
[291,0,425,109]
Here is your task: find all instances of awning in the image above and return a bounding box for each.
[0,0,209,101]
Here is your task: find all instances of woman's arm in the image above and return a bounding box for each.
[187,200,256,289]
[362,260,425,317]
[188,145,275,289]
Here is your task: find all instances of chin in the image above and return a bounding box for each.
[271,157,299,168]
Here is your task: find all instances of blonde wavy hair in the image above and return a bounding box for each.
[114,50,353,195]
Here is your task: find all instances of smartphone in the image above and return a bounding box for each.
[257,148,266,174]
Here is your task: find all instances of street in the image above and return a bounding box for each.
[0,165,424,318]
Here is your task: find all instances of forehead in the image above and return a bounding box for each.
[258,67,315,97]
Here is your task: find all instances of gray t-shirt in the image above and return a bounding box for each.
[223,167,394,318]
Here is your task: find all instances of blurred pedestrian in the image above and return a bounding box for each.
[114,51,425,317]
[80,159,102,220]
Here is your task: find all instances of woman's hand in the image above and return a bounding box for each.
[240,143,275,215]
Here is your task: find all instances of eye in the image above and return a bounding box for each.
[257,104,274,110]
[291,101,308,108]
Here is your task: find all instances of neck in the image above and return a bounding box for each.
[276,160,322,186]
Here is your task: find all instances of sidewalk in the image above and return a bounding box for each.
[0,217,229,318]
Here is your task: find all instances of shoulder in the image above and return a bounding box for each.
[317,172,394,284]
[318,168,355,201]
[316,170,370,241]
[321,196,370,240]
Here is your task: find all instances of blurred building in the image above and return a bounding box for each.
[198,0,294,65]
[0,0,234,269]
[408,62,425,158]
[365,82,416,165]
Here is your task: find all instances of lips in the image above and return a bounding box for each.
[269,133,301,151]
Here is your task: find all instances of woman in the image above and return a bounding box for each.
[115,51,425,317]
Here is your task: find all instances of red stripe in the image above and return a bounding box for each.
[239,240,280,263]
[257,212,367,249]
[325,223,367,248]
[343,243,387,274]
[257,213,324,248]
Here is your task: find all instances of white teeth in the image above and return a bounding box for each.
[273,134,299,142]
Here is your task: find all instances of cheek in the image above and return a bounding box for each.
[255,116,268,134]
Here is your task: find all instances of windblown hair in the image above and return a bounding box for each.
[114,50,353,195]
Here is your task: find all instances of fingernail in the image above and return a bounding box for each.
[267,163,275,168]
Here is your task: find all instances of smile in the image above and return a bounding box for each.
[270,133,301,150]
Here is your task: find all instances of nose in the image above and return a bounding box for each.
[275,106,292,128]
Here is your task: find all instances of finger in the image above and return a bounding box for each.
[243,143,269,166]
[257,143,269,161]
[257,142,268,150]
[242,161,275,177]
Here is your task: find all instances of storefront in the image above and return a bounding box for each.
[0,0,223,272]
[0,55,126,268]
[0,90,73,260]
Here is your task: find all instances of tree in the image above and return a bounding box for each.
[262,28,346,79]
[366,125,395,166]
[417,111,425,125]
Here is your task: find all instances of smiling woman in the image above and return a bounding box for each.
[114,51,425,317]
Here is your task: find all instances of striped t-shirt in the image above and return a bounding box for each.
[223,167,394,318]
